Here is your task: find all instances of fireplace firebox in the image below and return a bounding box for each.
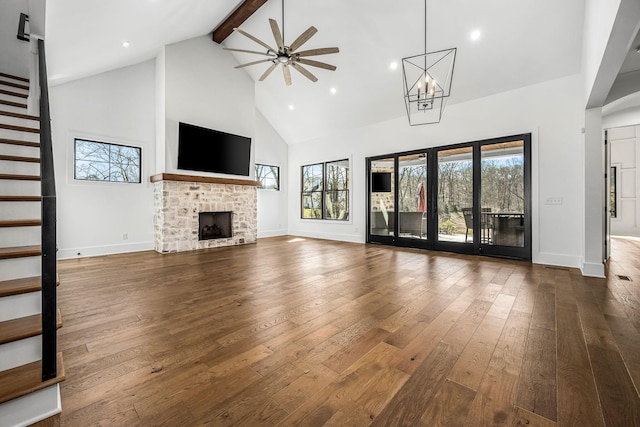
[199,212,232,240]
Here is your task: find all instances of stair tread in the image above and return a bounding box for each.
[0,274,59,297]
[0,99,27,109]
[0,154,40,163]
[0,123,39,133]
[0,173,40,180]
[0,72,29,83]
[0,219,41,227]
[0,245,41,259]
[0,138,39,147]
[0,196,41,202]
[0,110,38,121]
[0,352,65,405]
[0,88,28,99]
[0,310,62,345]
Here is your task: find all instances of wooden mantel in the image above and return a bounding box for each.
[150,173,261,187]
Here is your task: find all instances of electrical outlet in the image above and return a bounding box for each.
[545,197,563,205]
[122,233,128,240]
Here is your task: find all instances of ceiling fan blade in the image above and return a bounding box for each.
[291,63,318,82]
[269,19,284,52]
[223,47,275,57]
[288,26,318,53]
[282,64,292,86]
[294,47,339,57]
[233,27,276,53]
[297,58,337,71]
[234,59,274,69]
[259,62,278,81]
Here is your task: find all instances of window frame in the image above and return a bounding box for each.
[74,138,142,184]
[301,159,350,221]
[255,163,280,191]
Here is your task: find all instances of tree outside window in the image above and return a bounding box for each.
[74,139,141,183]
[256,164,280,190]
[301,160,349,220]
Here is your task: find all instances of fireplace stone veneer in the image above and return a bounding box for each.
[151,174,259,253]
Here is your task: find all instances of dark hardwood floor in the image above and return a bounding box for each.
[55,235,640,426]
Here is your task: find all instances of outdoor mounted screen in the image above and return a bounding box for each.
[372,172,392,192]
[178,122,251,176]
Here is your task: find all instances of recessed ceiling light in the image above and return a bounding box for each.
[122,40,131,47]
[330,87,337,94]
[470,30,481,41]
[288,104,295,111]
[389,61,398,70]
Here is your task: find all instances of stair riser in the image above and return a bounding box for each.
[0,115,39,129]
[0,384,61,427]
[0,291,40,321]
[0,82,29,95]
[0,91,28,103]
[0,159,40,175]
[0,227,41,247]
[0,336,40,371]
[0,143,40,157]
[0,201,41,220]
[0,128,39,142]
[0,180,40,196]
[0,256,40,282]
[0,103,28,115]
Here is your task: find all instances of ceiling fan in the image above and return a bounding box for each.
[223,0,339,86]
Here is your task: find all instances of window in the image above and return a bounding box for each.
[301,159,349,220]
[74,139,141,183]
[255,164,280,190]
[610,166,617,218]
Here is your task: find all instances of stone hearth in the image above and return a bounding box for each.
[151,173,259,253]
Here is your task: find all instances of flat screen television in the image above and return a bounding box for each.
[178,122,251,176]
[372,172,392,192]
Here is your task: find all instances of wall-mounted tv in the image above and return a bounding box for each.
[372,172,392,192]
[178,122,251,176]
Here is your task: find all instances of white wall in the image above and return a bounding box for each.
[255,109,288,237]
[50,60,156,259]
[609,125,640,236]
[0,0,30,77]
[287,74,584,268]
[164,35,256,179]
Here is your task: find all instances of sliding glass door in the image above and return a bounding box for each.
[367,134,531,260]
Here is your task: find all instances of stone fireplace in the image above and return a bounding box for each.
[151,173,259,253]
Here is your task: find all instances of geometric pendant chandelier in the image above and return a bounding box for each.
[402,0,456,125]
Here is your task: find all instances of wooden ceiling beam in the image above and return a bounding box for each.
[212,0,269,44]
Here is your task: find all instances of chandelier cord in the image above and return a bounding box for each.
[424,0,427,55]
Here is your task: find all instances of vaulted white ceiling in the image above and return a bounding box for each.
[46,0,586,143]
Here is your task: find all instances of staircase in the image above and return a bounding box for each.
[0,68,64,425]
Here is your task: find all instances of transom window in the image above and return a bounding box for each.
[74,139,141,183]
[301,159,349,220]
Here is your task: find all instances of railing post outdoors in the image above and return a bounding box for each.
[37,38,58,382]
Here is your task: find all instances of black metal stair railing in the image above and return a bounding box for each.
[37,38,58,382]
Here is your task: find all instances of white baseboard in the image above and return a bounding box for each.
[533,252,582,269]
[57,241,154,260]
[287,229,365,244]
[581,261,606,278]
[257,228,288,238]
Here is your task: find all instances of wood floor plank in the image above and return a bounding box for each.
[52,236,640,425]
[447,314,507,391]
[588,344,640,426]
[419,379,477,426]
[516,326,557,421]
